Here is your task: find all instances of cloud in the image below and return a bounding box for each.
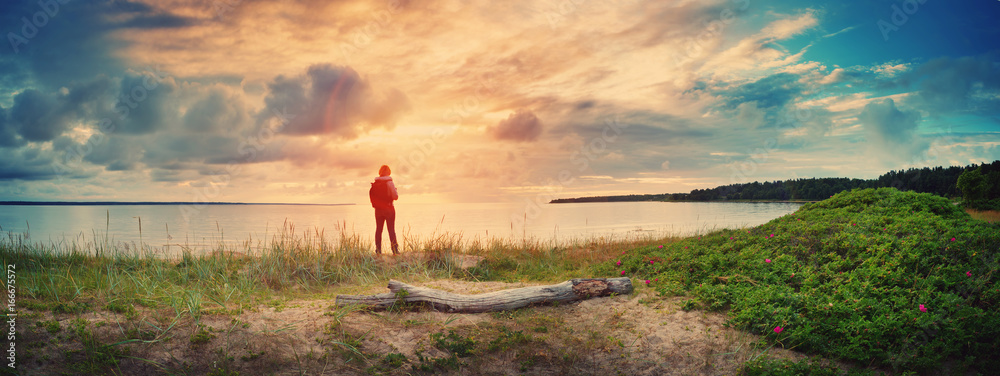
[183,87,248,133]
[858,98,927,160]
[259,64,411,138]
[81,136,143,171]
[150,168,188,183]
[871,63,909,79]
[0,106,26,148]
[491,109,543,142]
[9,89,73,142]
[0,146,62,181]
[822,25,857,38]
[0,0,194,89]
[904,56,1000,114]
[722,73,803,110]
[5,77,121,142]
[113,72,179,135]
[761,12,819,39]
[699,11,819,77]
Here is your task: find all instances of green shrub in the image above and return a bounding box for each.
[431,329,476,358]
[599,188,1000,373]
[742,357,879,376]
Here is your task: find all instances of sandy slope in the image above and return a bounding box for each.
[20,279,810,375]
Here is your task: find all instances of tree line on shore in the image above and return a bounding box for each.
[551,160,1000,206]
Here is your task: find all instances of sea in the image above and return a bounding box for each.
[0,201,803,254]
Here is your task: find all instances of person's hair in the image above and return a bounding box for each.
[378,165,391,177]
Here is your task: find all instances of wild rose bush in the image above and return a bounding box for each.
[601,188,1000,373]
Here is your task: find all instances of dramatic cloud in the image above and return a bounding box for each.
[260,64,411,138]
[81,136,144,172]
[113,72,178,135]
[721,73,803,112]
[183,87,248,133]
[0,1,194,89]
[904,56,1000,114]
[492,109,543,142]
[0,106,26,148]
[0,146,60,180]
[9,90,68,141]
[0,0,996,203]
[858,99,927,160]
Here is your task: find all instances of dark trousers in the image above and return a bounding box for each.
[375,207,398,254]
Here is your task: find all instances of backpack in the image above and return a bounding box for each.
[369,179,390,207]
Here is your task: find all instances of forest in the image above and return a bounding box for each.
[551,160,1000,205]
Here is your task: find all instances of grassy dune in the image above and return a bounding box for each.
[2,188,998,375]
[602,188,1000,374]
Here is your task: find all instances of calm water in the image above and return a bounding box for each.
[0,202,802,252]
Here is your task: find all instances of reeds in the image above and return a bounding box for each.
[967,208,1000,223]
[0,222,680,320]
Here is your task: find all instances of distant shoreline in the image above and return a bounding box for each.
[550,198,818,204]
[0,201,355,206]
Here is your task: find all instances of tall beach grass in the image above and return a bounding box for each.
[0,221,681,320]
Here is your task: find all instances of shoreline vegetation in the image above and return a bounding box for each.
[550,160,1000,204]
[2,188,998,375]
[551,195,820,204]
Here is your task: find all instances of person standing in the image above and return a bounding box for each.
[370,165,399,255]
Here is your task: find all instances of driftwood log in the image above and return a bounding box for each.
[335,277,633,313]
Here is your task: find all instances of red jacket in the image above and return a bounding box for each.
[371,176,398,210]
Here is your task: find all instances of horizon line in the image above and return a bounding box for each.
[0,201,355,206]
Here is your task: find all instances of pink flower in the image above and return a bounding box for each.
[950,237,956,242]
[770,233,775,237]
[765,259,772,263]
[773,326,783,334]
[966,271,972,277]
[919,304,927,312]
[649,260,655,265]
[621,270,626,276]
[729,237,733,240]
[616,260,621,266]
[654,278,658,281]
[644,280,650,285]
[658,245,664,249]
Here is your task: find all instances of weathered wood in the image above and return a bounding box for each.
[335,277,633,313]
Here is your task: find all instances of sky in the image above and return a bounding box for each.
[0,0,999,205]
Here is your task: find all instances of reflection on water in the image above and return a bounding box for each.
[0,201,802,251]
